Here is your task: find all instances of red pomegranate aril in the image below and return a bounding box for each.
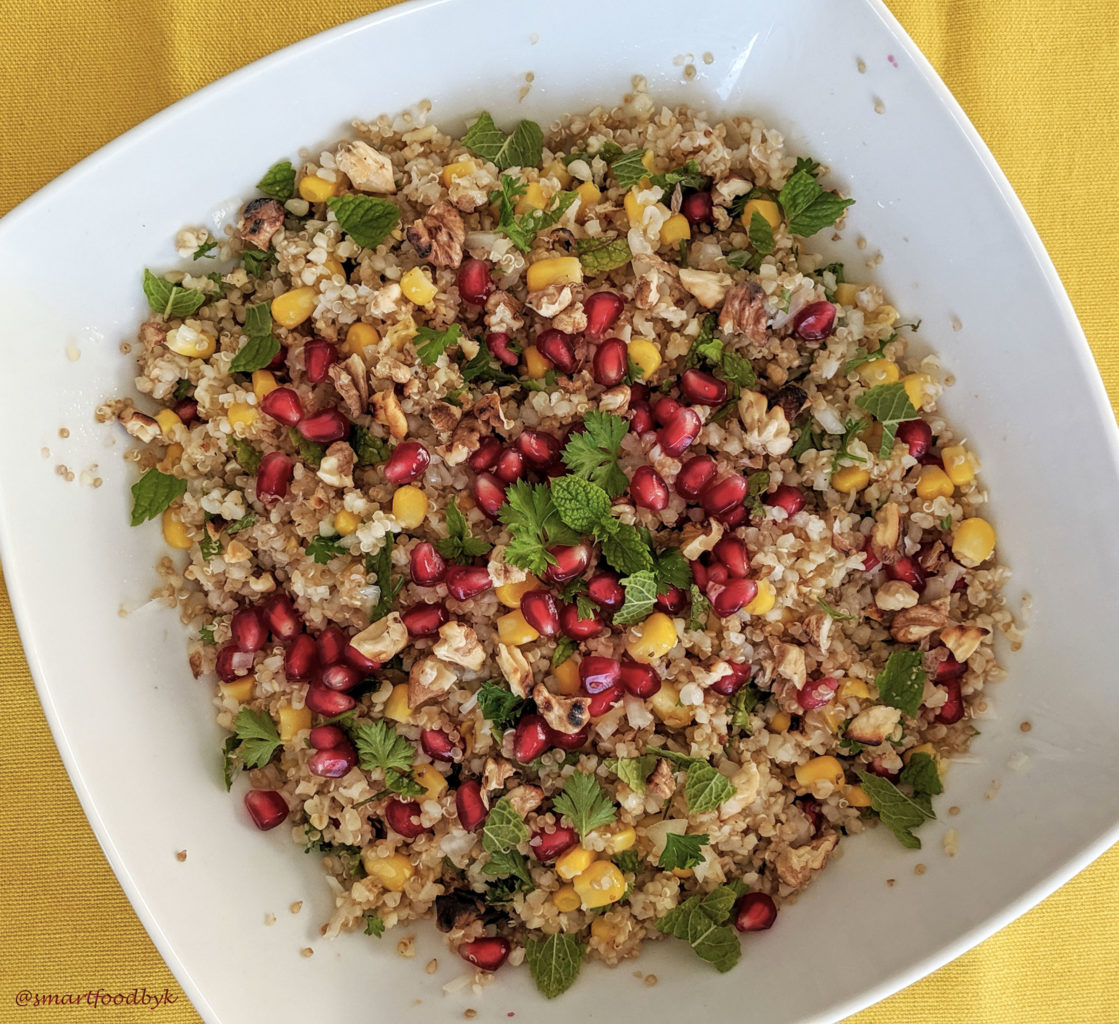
[494,447,526,484]
[765,484,806,517]
[592,337,628,386]
[455,779,488,831]
[619,659,660,698]
[587,685,622,717]
[385,798,427,839]
[629,403,655,435]
[303,338,336,383]
[309,725,346,750]
[579,655,621,695]
[172,397,199,424]
[216,644,254,682]
[244,790,288,831]
[260,386,304,426]
[298,408,349,444]
[560,602,605,640]
[680,367,728,406]
[701,474,748,516]
[708,564,732,590]
[472,472,507,519]
[861,547,881,572]
[410,541,447,587]
[384,441,430,484]
[896,419,933,459]
[446,566,494,601]
[421,729,459,762]
[733,891,778,933]
[316,624,349,666]
[629,382,650,404]
[798,675,839,711]
[868,755,900,782]
[344,643,379,674]
[284,634,318,681]
[543,543,591,585]
[266,344,286,370]
[934,678,965,724]
[457,258,494,306]
[655,586,687,614]
[652,395,682,426]
[711,578,758,617]
[520,590,560,636]
[256,451,294,503]
[321,663,362,692]
[549,725,590,750]
[691,559,708,589]
[584,291,624,338]
[656,407,702,457]
[459,937,510,972]
[718,504,748,527]
[230,606,266,652]
[935,654,966,681]
[681,190,714,226]
[587,571,625,612]
[536,328,576,374]
[713,535,750,577]
[675,455,718,501]
[631,465,670,511]
[401,601,449,638]
[517,430,562,469]
[712,661,751,696]
[529,825,580,862]
[263,593,301,640]
[486,331,520,367]
[886,556,926,592]
[792,300,837,342]
[308,744,357,778]
[513,714,551,763]
[305,685,356,716]
[468,437,502,473]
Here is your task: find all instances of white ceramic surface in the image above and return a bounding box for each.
[2,1,1118,1022]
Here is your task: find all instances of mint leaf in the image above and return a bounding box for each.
[778,168,855,237]
[525,933,585,999]
[552,636,578,666]
[221,734,239,790]
[553,772,617,841]
[462,112,544,170]
[130,468,187,526]
[232,439,262,474]
[748,210,775,254]
[856,382,919,457]
[611,149,649,189]
[351,423,390,467]
[476,679,527,732]
[199,528,222,561]
[605,754,658,793]
[650,160,708,194]
[875,650,927,719]
[658,832,709,871]
[683,761,735,814]
[654,547,692,590]
[900,751,943,797]
[232,707,281,768]
[686,584,711,631]
[326,195,400,249]
[576,236,632,274]
[306,534,347,564]
[856,770,935,849]
[593,517,653,576]
[192,239,218,260]
[719,351,757,388]
[656,885,742,973]
[257,159,296,202]
[354,720,415,775]
[242,247,276,276]
[499,481,580,575]
[613,570,659,627]
[550,475,611,534]
[414,323,462,365]
[559,410,629,497]
[728,684,759,731]
[483,847,533,887]
[435,497,490,561]
[459,344,519,386]
[482,795,531,853]
[363,913,386,938]
[227,513,256,536]
[229,333,280,374]
[142,269,206,319]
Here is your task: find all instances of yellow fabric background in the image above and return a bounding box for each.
[1,1,1117,1021]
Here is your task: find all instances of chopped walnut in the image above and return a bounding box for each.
[771,642,807,689]
[316,441,355,489]
[647,758,676,800]
[802,612,833,655]
[533,682,590,734]
[551,301,587,335]
[524,282,576,319]
[484,290,524,335]
[717,760,761,818]
[118,407,160,443]
[890,602,949,643]
[918,539,949,575]
[432,622,485,671]
[679,519,724,560]
[407,656,458,708]
[351,612,408,663]
[505,784,545,818]
[482,756,515,792]
[597,385,631,415]
[406,201,465,268]
[334,140,396,194]
[875,580,919,611]
[188,649,203,679]
[238,197,285,250]
[718,281,768,343]
[775,833,839,888]
[495,644,533,698]
[871,502,901,561]
[371,354,413,385]
[738,390,792,456]
[371,388,408,439]
[428,401,462,438]
[678,267,733,308]
[472,393,513,434]
[486,551,527,588]
[846,705,902,744]
[939,624,990,663]
[436,418,481,467]
[224,539,252,564]
[328,354,369,420]
[631,253,674,310]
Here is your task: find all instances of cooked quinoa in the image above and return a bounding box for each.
[107,79,1018,996]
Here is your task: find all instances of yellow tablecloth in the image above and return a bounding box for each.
[1,2,1117,1021]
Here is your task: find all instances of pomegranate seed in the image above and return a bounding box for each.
[733,892,778,933]
[799,795,823,834]
[935,654,965,681]
[897,419,933,459]
[410,542,447,587]
[459,937,510,972]
[652,396,682,426]
[520,591,560,636]
[629,382,650,403]
[468,437,502,473]
[798,675,839,711]
[517,430,562,469]
[543,543,591,585]
[385,798,427,839]
[792,301,837,342]
[655,585,687,614]
[629,403,655,435]
[713,536,750,577]
[305,685,356,716]
[706,563,729,587]
[587,685,622,717]
[421,729,459,762]
[868,756,900,782]
[384,441,430,484]
[560,602,605,640]
[680,368,728,406]
[700,475,748,516]
[919,449,944,468]
[261,386,304,426]
[549,725,590,750]
[718,504,748,527]
[472,473,507,519]
[308,743,357,778]
[862,547,881,572]
[445,566,493,601]
[934,678,965,724]
[691,560,708,589]
[263,593,301,640]
[244,790,288,831]
[256,451,294,503]
[513,714,551,763]
[401,601,449,638]
[321,663,362,692]
[681,190,714,226]
[284,634,318,681]
[765,484,805,517]
[579,656,622,695]
[266,344,286,371]
[711,661,751,696]
[886,556,926,592]
[230,607,266,653]
[344,643,380,673]
[592,337,628,386]
[303,338,336,383]
[457,258,494,305]
[656,407,702,457]
[316,624,349,666]
[310,725,346,750]
[675,455,718,501]
[584,291,624,338]
[529,825,580,862]
[298,408,349,444]
[711,578,758,617]
[619,659,660,698]
[493,448,526,484]
[629,465,669,511]
[172,397,199,424]
[536,328,576,374]
[486,331,520,367]
[587,572,625,612]
[455,779,488,831]
[216,644,254,682]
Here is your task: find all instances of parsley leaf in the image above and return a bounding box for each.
[788,424,822,460]
[459,345,519,386]
[489,175,578,252]
[499,481,580,575]
[142,269,206,319]
[192,239,218,260]
[199,624,218,647]
[793,156,822,178]
[462,112,544,170]
[604,754,658,793]
[306,534,347,564]
[686,584,711,631]
[232,439,262,474]
[575,236,633,274]
[350,423,390,467]
[900,751,943,797]
[875,650,927,719]
[354,720,417,795]
[612,570,659,626]
[232,707,281,769]
[553,772,617,841]
[594,517,654,576]
[550,475,611,534]
[659,832,709,871]
[748,210,775,255]
[856,382,919,457]
[856,770,935,849]
[649,159,708,193]
[559,410,629,497]
[172,378,193,400]
[728,684,760,731]
[482,795,531,853]
[366,536,403,621]
[414,323,462,365]
[476,679,528,733]
[130,468,187,526]
[326,195,400,249]
[363,913,386,937]
[816,597,857,621]
[656,885,742,973]
[257,160,296,202]
[552,636,578,666]
[611,149,649,189]
[778,168,855,237]
[525,933,585,999]
[435,498,490,561]
[242,247,276,276]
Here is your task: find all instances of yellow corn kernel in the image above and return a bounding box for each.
[871,304,899,327]
[157,443,183,474]
[795,755,845,788]
[834,282,860,307]
[902,372,935,410]
[671,867,694,879]
[627,339,662,380]
[649,680,693,729]
[320,258,346,281]
[412,762,448,801]
[384,683,412,723]
[552,885,582,913]
[496,577,543,608]
[903,742,937,765]
[526,256,583,293]
[252,370,279,401]
[298,173,343,203]
[556,846,595,881]
[271,287,317,329]
[941,445,978,486]
[496,609,540,647]
[740,198,782,232]
[392,485,429,530]
[845,784,873,808]
[574,860,626,909]
[837,678,871,701]
[744,578,775,616]
[832,466,870,494]
[334,509,360,536]
[624,189,649,227]
[641,150,657,174]
[952,517,996,567]
[575,181,602,213]
[161,507,193,549]
[384,316,417,351]
[603,826,637,854]
[343,321,380,359]
[400,267,438,306]
[590,916,621,943]
[523,345,553,379]
[545,159,573,188]
[278,704,312,742]
[164,324,217,359]
[155,408,182,437]
[227,401,258,430]
[514,181,549,215]
[625,612,678,663]
[220,677,255,704]
[770,710,792,733]
[916,465,955,500]
[363,851,414,892]
[660,213,691,247]
[858,359,900,387]
[552,658,582,696]
[440,160,475,188]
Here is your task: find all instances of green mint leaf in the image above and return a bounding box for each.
[227,513,255,536]
[306,534,347,565]
[498,190,578,252]
[482,847,534,887]
[192,239,218,260]
[856,770,935,849]
[257,159,296,201]
[683,761,736,814]
[816,597,857,622]
[242,301,273,338]
[172,378,193,400]
[462,111,544,170]
[482,795,531,854]
[748,210,775,255]
[552,636,578,666]
[576,236,632,274]
[363,913,386,937]
[229,334,280,373]
[654,547,693,590]
[288,427,325,469]
[142,269,206,319]
[459,344,519,385]
[725,248,761,272]
[559,410,629,498]
[499,481,580,575]
[745,471,770,518]
[719,351,757,388]
[650,159,708,193]
[435,497,491,561]
[789,425,822,461]
[613,570,659,627]
[793,156,822,178]
[199,529,222,561]
[242,247,277,276]
[646,746,699,769]
[728,684,760,731]
[875,650,927,719]
[658,832,709,871]
[685,312,723,368]
[686,584,712,631]
[232,439,262,474]
[605,754,658,793]
[233,707,281,769]
[550,475,611,534]
[778,168,855,237]
[366,536,402,621]
[856,382,919,457]
[594,517,654,576]
[611,149,649,189]
[199,624,218,647]
[525,933,585,999]
[130,468,187,526]
[326,195,400,249]
[414,323,462,366]
[354,720,416,776]
[900,751,943,797]
[553,771,617,841]
[476,679,527,733]
[351,423,390,467]
[656,886,742,973]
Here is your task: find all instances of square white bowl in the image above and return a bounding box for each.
[2,1,1118,1021]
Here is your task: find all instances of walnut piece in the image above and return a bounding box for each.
[738,390,792,456]
[718,281,768,343]
[371,388,408,439]
[871,502,901,561]
[238,197,285,250]
[316,441,355,489]
[406,200,465,268]
[407,656,458,709]
[328,354,369,420]
[647,758,676,800]
[772,642,807,689]
[472,393,513,434]
[846,705,903,745]
[679,519,725,560]
[802,612,833,655]
[775,833,839,888]
[496,644,533,698]
[678,267,733,308]
[890,602,949,643]
[875,580,919,611]
[351,612,408,663]
[334,140,396,194]
[482,756,515,792]
[432,622,485,671]
[428,401,462,438]
[505,785,545,818]
[533,682,590,734]
[118,407,160,443]
[939,624,990,663]
[524,282,575,319]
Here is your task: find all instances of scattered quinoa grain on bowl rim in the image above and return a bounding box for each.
[103,78,1020,997]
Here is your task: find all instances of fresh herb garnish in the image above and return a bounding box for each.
[435,498,490,561]
[232,439,262,474]
[475,679,528,733]
[575,236,633,274]
[649,159,708,193]
[612,570,659,627]
[552,771,617,841]
[354,720,422,796]
[414,323,462,365]
[326,194,401,249]
[855,770,935,849]
[900,751,943,798]
[874,650,927,719]
[816,597,857,622]
[366,536,403,621]
[462,111,544,170]
[748,210,775,255]
[363,913,386,937]
[482,794,531,853]
[939,514,953,532]
[129,468,187,526]
[192,239,218,260]
[746,470,770,517]
[614,848,642,875]
[229,301,281,373]
[459,345,519,387]
[856,382,919,457]
[788,424,823,460]
[611,149,649,189]
[559,410,629,498]
[305,534,347,564]
[552,636,578,666]
[686,585,712,631]
[241,247,277,276]
[648,748,736,814]
[684,312,756,387]
[142,269,206,319]
[199,624,217,647]
[778,168,855,237]
[257,159,297,202]
[525,933,586,999]
[604,754,658,793]
[658,832,709,871]
[728,684,760,731]
[199,528,221,561]
[230,707,281,770]
[227,513,256,536]
[831,416,869,470]
[172,378,193,400]
[350,423,390,467]
[482,847,534,888]
[656,884,742,973]
[595,517,654,576]
[288,427,325,469]
[489,175,578,252]
[499,481,580,575]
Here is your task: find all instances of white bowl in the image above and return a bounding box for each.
[2,1,1118,1021]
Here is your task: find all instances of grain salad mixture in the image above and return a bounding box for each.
[106,81,1018,997]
